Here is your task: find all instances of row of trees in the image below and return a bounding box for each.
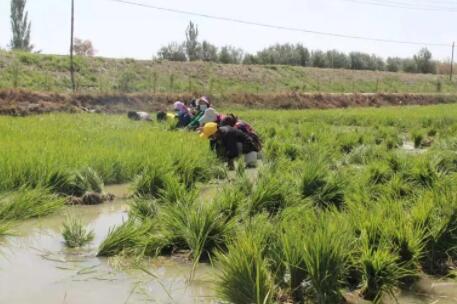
[157,22,245,64]
[157,21,440,74]
[5,2,444,75]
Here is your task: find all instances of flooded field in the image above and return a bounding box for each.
[0,185,216,304]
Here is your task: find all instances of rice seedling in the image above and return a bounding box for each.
[359,238,410,303]
[97,220,154,257]
[160,201,235,263]
[216,231,274,304]
[132,166,169,199]
[246,173,289,217]
[412,131,425,149]
[157,176,197,205]
[0,220,13,237]
[47,167,104,196]
[277,221,308,301]
[172,156,211,189]
[0,187,65,221]
[62,216,95,248]
[301,215,352,304]
[128,198,159,220]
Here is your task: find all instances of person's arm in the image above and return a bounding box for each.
[187,111,203,129]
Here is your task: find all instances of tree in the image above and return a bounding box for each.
[402,58,418,73]
[185,21,200,61]
[200,41,218,62]
[296,44,310,66]
[414,48,436,74]
[326,50,350,69]
[10,0,32,51]
[386,57,402,72]
[74,38,96,56]
[311,50,328,68]
[157,42,187,62]
[218,46,244,64]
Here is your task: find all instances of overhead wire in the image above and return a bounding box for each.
[340,0,457,12]
[106,0,452,47]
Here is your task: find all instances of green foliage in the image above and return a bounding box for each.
[62,216,94,248]
[302,217,352,304]
[216,231,274,304]
[0,187,64,221]
[97,220,153,257]
[47,167,104,196]
[10,0,33,51]
[132,166,169,199]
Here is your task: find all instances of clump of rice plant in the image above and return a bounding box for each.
[97,220,153,257]
[128,198,159,220]
[366,161,393,185]
[213,187,245,220]
[157,176,197,205]
[132,166,168,199]
[47,167,104,197]
[160,201,235,263]
[412,131,425,149]
[337,132,362,154]
[216,231,274,304]
[0,187,65,221]
[360,237,410,303]
[414,190,457,275]
[0,220,13,237]
[301,215,352,304]
[62,216,94,248]
[301,162,345,209]
[277,220,308,301]
[284,144,300,161]
[246,173,289,217]
[172,156,211,189]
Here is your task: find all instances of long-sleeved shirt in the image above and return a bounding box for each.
[216,126,259,160]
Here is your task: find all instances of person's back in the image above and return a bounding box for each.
[218,126,258,158]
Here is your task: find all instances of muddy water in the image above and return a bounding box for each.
[393,276,457,304]
[0,185,216,304]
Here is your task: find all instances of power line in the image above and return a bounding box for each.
[341,0,457,12]
[106,0,452,47]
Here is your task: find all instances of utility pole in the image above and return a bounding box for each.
[451,42,455,81]
[70,0,76,93]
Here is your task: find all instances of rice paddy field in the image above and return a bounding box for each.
[3,104,457,303]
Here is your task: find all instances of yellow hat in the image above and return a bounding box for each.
[200,122,218,139]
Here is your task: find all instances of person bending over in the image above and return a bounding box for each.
[199,122,260,170]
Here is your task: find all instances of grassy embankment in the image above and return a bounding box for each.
[2,105,457,302]
[1,49,457,95]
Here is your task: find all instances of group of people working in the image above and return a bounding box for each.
[168,96,262,170]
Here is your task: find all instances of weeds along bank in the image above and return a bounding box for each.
[1,50,457,95]
[2,105,457,302]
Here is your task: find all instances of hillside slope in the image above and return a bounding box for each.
[1,50,456,95]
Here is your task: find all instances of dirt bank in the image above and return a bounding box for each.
[1,89,456,116]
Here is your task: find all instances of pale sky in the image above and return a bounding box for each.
[0,0,456,61]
